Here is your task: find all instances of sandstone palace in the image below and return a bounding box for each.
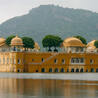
[0,35,98,73]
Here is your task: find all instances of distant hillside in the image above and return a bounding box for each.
[0,5,98,45]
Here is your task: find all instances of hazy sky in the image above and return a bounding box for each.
[0,0,98,24]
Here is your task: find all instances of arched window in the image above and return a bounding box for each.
[90,59,93,64]
[71,68,74,72]
[54,59,57,64]
[80,68,84,72]
[41,68,45,72]
[76,69,79,72]
[49,68,52,72]
[42,58,44,62]
[55,68,59,72]
[61,68,65,72]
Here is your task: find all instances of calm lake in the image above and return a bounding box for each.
[0,77,98,98]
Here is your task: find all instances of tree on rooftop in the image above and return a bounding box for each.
[53,35,63,52]
[42,35,63,52]
[22,37,34,50]
[42,35,54,51]
[94,40,98,48]
[6,35,15,46]
[74,35,87,45]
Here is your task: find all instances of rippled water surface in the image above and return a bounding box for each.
[0,78,98,98]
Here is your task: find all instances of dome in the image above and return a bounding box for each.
[34,42,40,50]
[0,38,6,46]
[11,35,23,46]
[63,37,85,47]
[87,40,96,50]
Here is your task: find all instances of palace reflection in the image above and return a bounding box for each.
[0,79,98,98]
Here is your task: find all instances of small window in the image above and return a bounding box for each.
[90,59,93,64]
[71,58,75,63]
[80,48,84,52]
[42,58,44,62]
[80,58,84,63]
[54,59,57,64]
[76,58,79,63]
[62,59,65,64]
[18,59,20,64]
[76,48,79,52]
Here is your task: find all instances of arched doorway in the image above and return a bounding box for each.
[36,70,38,72]
[41,68,45,72]
[71,68,74,72]
[49,68,52,72]
[67,69,69,72]
[96,69,98,72]
[76,69,79,72]
[91,68,94,72]
[17,69,21,72]
[80,68,84,72]
[86,69,88,72]
[61,68,65,72]
[55,68,59,72]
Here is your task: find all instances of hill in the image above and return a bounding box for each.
[0,5,98,45]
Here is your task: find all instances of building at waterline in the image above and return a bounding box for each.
[0,36,98,73]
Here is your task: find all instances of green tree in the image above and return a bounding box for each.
[6,35,15,46]
[74,36,87,45]
[22,37,34,50]
[42,35,62,52]
[53,36,63,52]
[94,40,98,48]
[42,35,54,51]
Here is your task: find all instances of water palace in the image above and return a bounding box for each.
[0,35,98,73]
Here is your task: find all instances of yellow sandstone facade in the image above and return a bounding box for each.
[0,36,98,73]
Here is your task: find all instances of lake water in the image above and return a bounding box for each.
[0,73,98,98]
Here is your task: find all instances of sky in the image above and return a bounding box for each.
[0,0,98,24]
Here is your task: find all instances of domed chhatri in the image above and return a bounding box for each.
[11,35,23,46]
[63,37,85,47]
[87,40,96,49]
[0,38,6,45]
[62,37,86,53]
[87,40,96,52]
[10,35,23,52]
[34,42,40,50]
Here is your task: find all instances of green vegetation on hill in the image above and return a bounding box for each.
[0,5,98,46]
